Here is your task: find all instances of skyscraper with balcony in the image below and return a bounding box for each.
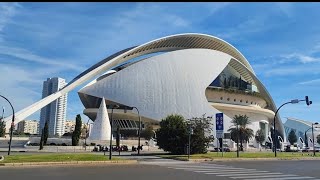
[39,77,68,137]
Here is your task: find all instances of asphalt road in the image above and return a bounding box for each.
[1,159,320,180]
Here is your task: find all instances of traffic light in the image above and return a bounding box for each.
[305,96,312,106]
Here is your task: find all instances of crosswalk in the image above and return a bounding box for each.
[152,162,320,180]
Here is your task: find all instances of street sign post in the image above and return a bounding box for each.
[216,113,224,138]
[216,113,224,157]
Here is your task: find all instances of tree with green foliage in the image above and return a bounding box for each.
[141,124,154,140]
[188,116,214,154]
[255,129,265,150]
[317,134,320,145]
[156,114,188,154]
[228,115,254,151]
[288,129,297,145]
[156,114,214,155]
[0,120,5,137]
[224,78,228,89]
[43,121,49,145]
[72,114,82,146]
[39,129,44,150]
[270,127,282,149]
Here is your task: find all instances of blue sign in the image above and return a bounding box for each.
[216,113,224,131]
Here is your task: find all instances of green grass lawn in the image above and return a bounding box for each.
[1,153,122,163]
[159,152,320,160]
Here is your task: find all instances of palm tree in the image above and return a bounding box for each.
[228,115,254,151]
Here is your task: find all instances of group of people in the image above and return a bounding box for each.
[131,145,143,152]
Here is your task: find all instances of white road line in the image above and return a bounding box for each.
[217,172,283,176]
[231,174,298,179]
[166,165,228,168]
[168,167,245,170]
[245,177,316,180]
[194,169,262,173]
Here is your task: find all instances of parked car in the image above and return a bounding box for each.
[301,147,309,152]
[309,147,320,152]
[285,144,299,152]
[210,147,230,152]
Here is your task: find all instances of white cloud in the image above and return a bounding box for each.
[276,2,294,18]
[298,78,320,85]
[281,53,320,63]
[0,46,85,71]
[0,64,42,118]
[216,15,276,41]
[0,2,20,42]
[0,3,20,31]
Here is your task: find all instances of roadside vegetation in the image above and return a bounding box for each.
[1,153,122,163]
[156,114,214,155]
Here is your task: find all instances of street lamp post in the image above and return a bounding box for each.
[312,122,319,156]
[109,104,119,160]
[1,107,4,120]
[0,95,15,156]
[236,123,239,158]
[131,107,141,155]
[273,97,312,157]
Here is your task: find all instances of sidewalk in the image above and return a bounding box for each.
[187,157,320,162]
[0,160,138,167]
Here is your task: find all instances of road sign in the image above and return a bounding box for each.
[216,113,224,138]
[216,113,224,130]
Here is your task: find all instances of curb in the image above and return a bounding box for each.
[0,160,137,167]
[188,157,320,162]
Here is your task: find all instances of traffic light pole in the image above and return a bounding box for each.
[273,96,312,157]
[0,95,15,156]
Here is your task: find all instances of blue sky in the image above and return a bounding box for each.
[0,2,319,123]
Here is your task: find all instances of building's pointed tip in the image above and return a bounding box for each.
[99,97,107,109]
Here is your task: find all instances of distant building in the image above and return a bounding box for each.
[17,120,39,135]
[64,120,76,134]
[284,117,320,147]
[64,120,88,135]
[39,77,68,137]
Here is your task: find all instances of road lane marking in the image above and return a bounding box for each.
[168,166,246,170]
[231,174,298,179]
[195,169,263,173]
[245,177,316,180]
[217,172,283,176]
[166,165,228,168]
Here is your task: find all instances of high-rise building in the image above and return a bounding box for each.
[17,120,39,135]
[39,77,68,137]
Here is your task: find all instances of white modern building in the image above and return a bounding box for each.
[77,33,285,146]
[3,33,286,147]
[17,120,39,135]
[39,77,68,137]
[284,117,320,148]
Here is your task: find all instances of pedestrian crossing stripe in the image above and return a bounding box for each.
[150,162,320,180]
